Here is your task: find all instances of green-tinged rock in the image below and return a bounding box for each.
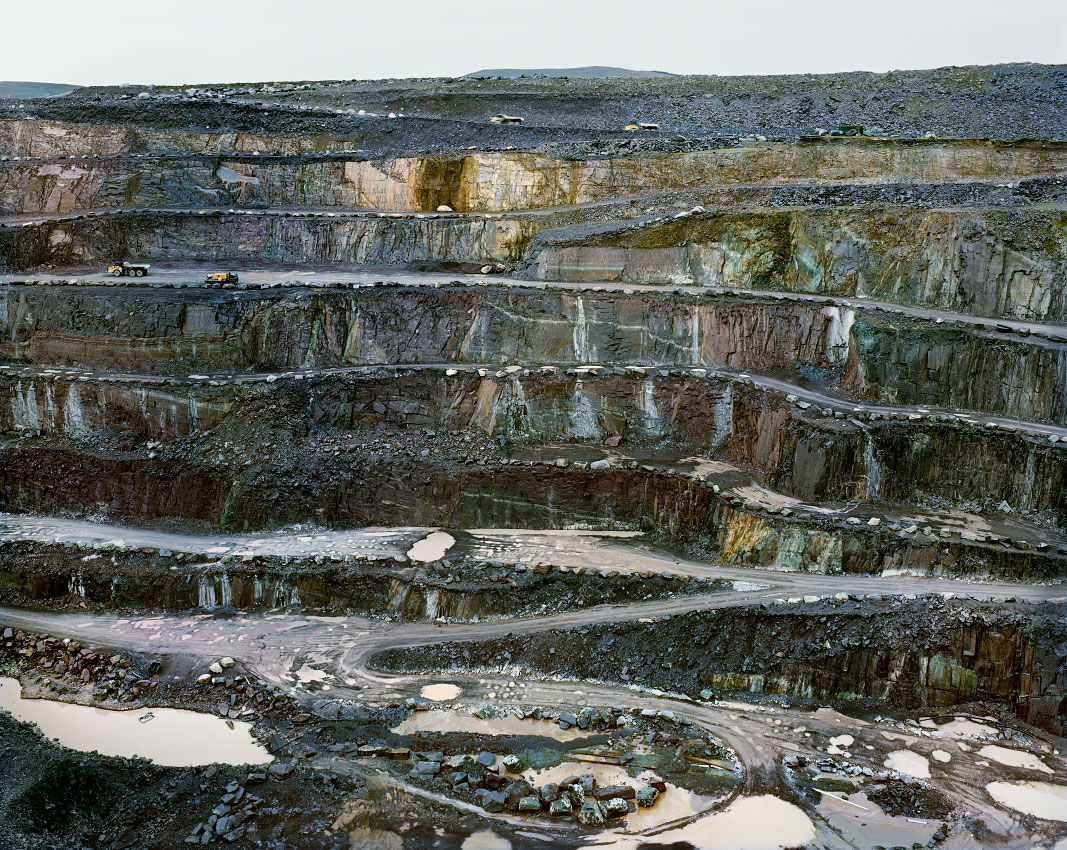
[577,799,607,827]
[502,754,524,773]
[636,786,660,808]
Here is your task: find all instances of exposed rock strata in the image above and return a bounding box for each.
[531,207,1067,323]
[3,134,1066,212]
[377,600,1067,734]
[1,285,1059,422]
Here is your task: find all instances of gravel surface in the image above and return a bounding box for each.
[5,63,1064,158]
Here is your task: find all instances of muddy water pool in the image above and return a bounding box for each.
[0,676,272,766]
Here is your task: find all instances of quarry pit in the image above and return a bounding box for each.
[0,65,1065,850]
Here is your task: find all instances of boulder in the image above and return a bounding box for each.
[549,798,572,816]
[518,795,541,813]
[577,707,607,729]
[577,800,607,827]
[476,790,508,813]
[636,786,660,808]
[214,811,244,835]
[502,754,524,773]
[466,771,485,788]
[505,779,533,807]
[604,797,630,817]
[596,784,635,800]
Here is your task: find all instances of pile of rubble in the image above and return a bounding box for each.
[1,627,157,702]
[1,629,290,721]
[184,773,264,845]
[407,749,663,825]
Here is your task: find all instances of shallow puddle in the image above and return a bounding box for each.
[818,790,941,848]
[986,781,1067,821]
[595,794,816,850]
[462,830,512,850]
[292,664,329,684]
[407,531,456,562]
[884,749,930,778]
[978,744,1053,774]
[392,708,591,742]
[0,676,272,766]
[918,716,999,738]
[420,683,461,701]
[525,760,632,787]
[628,781,717,830]
[813,707,869,727]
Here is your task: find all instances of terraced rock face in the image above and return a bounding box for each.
[0,66,1065,850]
[4,136,1067,213]
[531,207,1067,322]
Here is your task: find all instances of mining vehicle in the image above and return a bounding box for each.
[106,261,150,277]
[205,272,239,283]
[490,114,523,124]
[625,122,659,130]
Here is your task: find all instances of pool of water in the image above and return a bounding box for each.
[986,781,1067,821]
[0,676,272,767]
[596,794,815,850]
[420,683,462,701]
[883,749,930,779]
[407,531,456,562]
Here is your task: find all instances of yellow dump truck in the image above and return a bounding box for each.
[106,262,150,277]
[205,272,239,283]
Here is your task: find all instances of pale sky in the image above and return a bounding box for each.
[4,0,1064,85]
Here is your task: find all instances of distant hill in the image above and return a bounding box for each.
[462,66,675,79]
[0,81,80,99]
